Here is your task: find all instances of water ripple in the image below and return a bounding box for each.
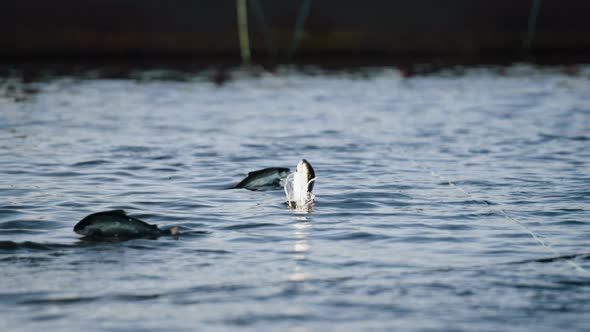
[1,65,589,332]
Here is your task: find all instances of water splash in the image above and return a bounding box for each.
[284,173,316,210]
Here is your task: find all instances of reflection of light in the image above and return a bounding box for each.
[293,220,311,239]
[289,219,312,282]
[294,240,310,252]
[293,220,310,227]
[288,272,307,282]
[287,327,310,332]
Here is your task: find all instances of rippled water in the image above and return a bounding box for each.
[1,64,589,331]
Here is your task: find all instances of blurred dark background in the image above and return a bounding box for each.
[1,0,589,65]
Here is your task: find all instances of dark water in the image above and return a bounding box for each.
[1,64,589,331]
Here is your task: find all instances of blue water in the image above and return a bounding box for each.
[1,64,589,331]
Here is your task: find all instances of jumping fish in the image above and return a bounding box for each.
[74,210,179,239]
[284,159,316,209]
[233,167,290,191]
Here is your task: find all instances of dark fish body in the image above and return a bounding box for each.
[297,159,315,193]
[233,167,290,191]
[74,210,178,239]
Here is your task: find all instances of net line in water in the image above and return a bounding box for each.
[394,147,589,276]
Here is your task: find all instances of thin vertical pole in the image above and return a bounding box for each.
[523,0,542,53]
[288,0,313,59]
[237,0,251,63]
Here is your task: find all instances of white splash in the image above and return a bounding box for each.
[284,172,316,210]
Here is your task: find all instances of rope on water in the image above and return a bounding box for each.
[236,0,251,63]
[398,147,589,276]
[523,0,543,54]
[288,0,313,60]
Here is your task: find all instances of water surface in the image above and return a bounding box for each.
[1,64,589,331]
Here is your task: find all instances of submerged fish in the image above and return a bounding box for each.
[233,167,290,191]
[74,210,179,239]
[284,159,316,209]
